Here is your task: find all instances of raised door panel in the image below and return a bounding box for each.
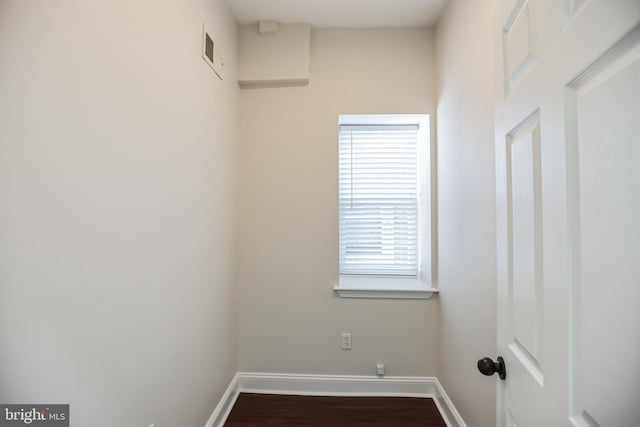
[503,0,537,92]
[567,36,640,427]
[501,111,545,427]
[507,114,543,386]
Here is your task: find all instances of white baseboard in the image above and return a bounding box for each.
[206,372,466,427]
[204,375,239,427]
[432,377,468,427]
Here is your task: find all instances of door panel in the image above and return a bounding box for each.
[507,116,543,371]
[567,41,640,427]
[502,111,545,427]
[503,0,537,91]
[495,0,640,426]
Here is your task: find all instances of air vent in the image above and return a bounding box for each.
[202,24,224,80]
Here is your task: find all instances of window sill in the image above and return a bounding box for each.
[333,277,438,300]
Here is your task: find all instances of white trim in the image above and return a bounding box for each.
[432,377,468,427]
[237,372,435,396]
[339,114,428,126]
[204,374,239,427]
[206,372,466,427]
[333,284,438,299]
[335,277,438,300]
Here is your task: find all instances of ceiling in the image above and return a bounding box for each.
[224,0,449,28]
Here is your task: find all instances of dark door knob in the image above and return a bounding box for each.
[477,356,506,380]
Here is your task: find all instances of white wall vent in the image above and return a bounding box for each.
[202,23,224,80]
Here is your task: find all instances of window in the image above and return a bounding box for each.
[334,115,436,299]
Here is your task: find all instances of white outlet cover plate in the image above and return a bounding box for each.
[341,333,352,349]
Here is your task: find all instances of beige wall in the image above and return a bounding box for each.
[0,0,238,426]
[236,27,439,376]
[435,1,498,426]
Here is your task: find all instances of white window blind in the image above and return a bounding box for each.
[339,123,420,277]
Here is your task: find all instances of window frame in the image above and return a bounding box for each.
[334,114,437,299]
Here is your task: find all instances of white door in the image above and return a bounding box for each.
[494,0,640,426]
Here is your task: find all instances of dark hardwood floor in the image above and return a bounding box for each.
[224,393,447,426]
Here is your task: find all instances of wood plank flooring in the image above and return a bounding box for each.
[224,393,447,426]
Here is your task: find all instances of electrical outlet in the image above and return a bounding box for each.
[341,333,352,350]
[376,363,385,376]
